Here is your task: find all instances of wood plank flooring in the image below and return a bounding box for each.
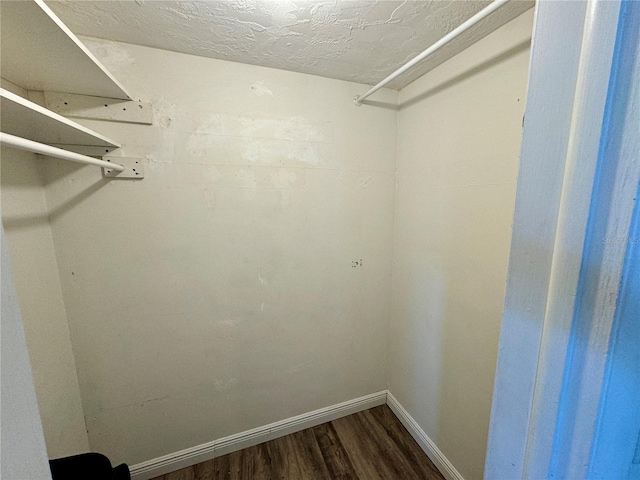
[151,405,445,480]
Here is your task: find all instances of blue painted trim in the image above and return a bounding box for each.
[589,180,640,479]
[548,1,638,478]
[587,5,640,475]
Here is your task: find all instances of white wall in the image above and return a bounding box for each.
[388,10,533,480]
[1,144,90,458]
[41,39,398,465]
[1,226,52,479]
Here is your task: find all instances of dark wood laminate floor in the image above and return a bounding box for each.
[152,405,446,480]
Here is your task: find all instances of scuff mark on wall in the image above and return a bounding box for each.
[159,116,172,129]
[278,190,292,208]
[218,319,240,328]
[214,378,238,392]
[150,164,222,188]
[234,168,257,188]
[201,188,216,211]
[270,170,297,189]
[154,99,176,131]
[94,394,171,414]
[288,363,307,374]
[187,114,330,166]
[81,37,136,74]
[235,168,257,200]
[359,175,373,188]
[250,81,274,97]
[189,114,328,142]
[241,140,320,166]
[147,98,179,165]
[271,169,298,207]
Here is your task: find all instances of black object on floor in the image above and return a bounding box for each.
[49,452,130,480]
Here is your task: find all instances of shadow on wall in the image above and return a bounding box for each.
[400,39,531,109]
[1,158,108,230]
[356,99,400,111]
[389,21,533,479]
[356,39,531,112]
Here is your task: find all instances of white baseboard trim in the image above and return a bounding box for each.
[129,390,387,480]
[386,391,465,480]
[131,390,464,480]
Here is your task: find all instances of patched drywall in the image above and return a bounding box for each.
[1,142,90,459]
[40,40,397,465]
[48,0,532,90]
[389,10,533,480]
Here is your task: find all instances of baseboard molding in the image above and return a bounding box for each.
[386,391,465,480]
[130,390,387,480]
[131,390,464,480]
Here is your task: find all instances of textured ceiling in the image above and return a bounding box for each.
[47,0,534,90]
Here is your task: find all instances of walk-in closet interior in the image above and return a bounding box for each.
[1,1,536,479]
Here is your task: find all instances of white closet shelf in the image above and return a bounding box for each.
[0,0,131,100]
[1,89,120,153]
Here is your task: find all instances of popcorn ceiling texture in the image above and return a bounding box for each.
[48,0,533,90]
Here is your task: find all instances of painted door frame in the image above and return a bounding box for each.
[485,0,640,478]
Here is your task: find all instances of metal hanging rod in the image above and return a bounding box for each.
[354,0,511,106]
[0,132,125,171]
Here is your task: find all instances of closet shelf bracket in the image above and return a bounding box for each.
[103,156,145,178]
[44,91,153,125]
